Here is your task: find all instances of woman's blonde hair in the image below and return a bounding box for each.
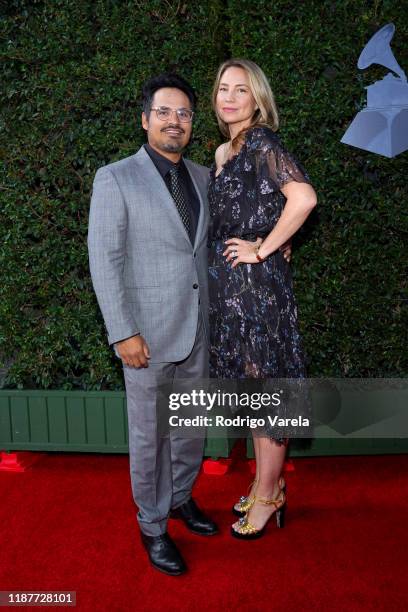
[211,58,279,146]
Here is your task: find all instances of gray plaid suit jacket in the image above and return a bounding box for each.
[88,145,210,362]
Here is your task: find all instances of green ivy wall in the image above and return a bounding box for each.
[1,0,407,390]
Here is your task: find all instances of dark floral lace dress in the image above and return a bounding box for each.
[208,126,312,440]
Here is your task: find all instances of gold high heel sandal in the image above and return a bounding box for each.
[230,486,287,539]
[232,476,286,517]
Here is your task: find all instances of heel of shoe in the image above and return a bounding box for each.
[275,502,286,528]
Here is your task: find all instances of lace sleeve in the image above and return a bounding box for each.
[264,135,311,190]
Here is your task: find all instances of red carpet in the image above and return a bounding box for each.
[0,449,407,611]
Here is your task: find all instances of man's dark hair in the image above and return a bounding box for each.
[141,73,197,118]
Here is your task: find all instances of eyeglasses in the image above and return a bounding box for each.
[150,106,194,122]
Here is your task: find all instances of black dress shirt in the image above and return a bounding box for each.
[144,143,200,244]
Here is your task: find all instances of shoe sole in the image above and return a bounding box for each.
[187,528,219,536]
[148,560,187,576]
[230,526,265,540]
[169,516,219,536]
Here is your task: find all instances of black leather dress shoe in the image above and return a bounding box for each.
[170,498,219,536]
[140,532,187,576]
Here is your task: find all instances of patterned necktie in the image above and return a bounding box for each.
[168,166,191,236]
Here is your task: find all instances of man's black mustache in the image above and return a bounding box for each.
[161,125,185,133]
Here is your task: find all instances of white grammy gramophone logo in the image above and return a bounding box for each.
[341,23,408,158]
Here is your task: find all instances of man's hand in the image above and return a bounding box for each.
[116,335,151,368]
[280,240,292,262]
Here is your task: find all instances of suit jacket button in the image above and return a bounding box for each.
[193,283,198,289]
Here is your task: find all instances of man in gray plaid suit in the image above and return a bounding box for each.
[88,74,218,576]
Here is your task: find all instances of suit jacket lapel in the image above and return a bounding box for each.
[133,147,191,245]
[184,158,206,252]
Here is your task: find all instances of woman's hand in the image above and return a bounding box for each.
[223,237,262,268]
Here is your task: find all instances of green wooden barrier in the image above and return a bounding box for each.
[0,390,234,457]
[1,390,407,457]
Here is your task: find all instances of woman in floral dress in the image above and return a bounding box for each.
[208,59,317,538]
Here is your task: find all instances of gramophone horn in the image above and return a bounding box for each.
[357,23,406,81]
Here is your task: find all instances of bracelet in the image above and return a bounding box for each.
[255,244,265,263]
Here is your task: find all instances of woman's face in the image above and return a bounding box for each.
[216,66,258,131]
